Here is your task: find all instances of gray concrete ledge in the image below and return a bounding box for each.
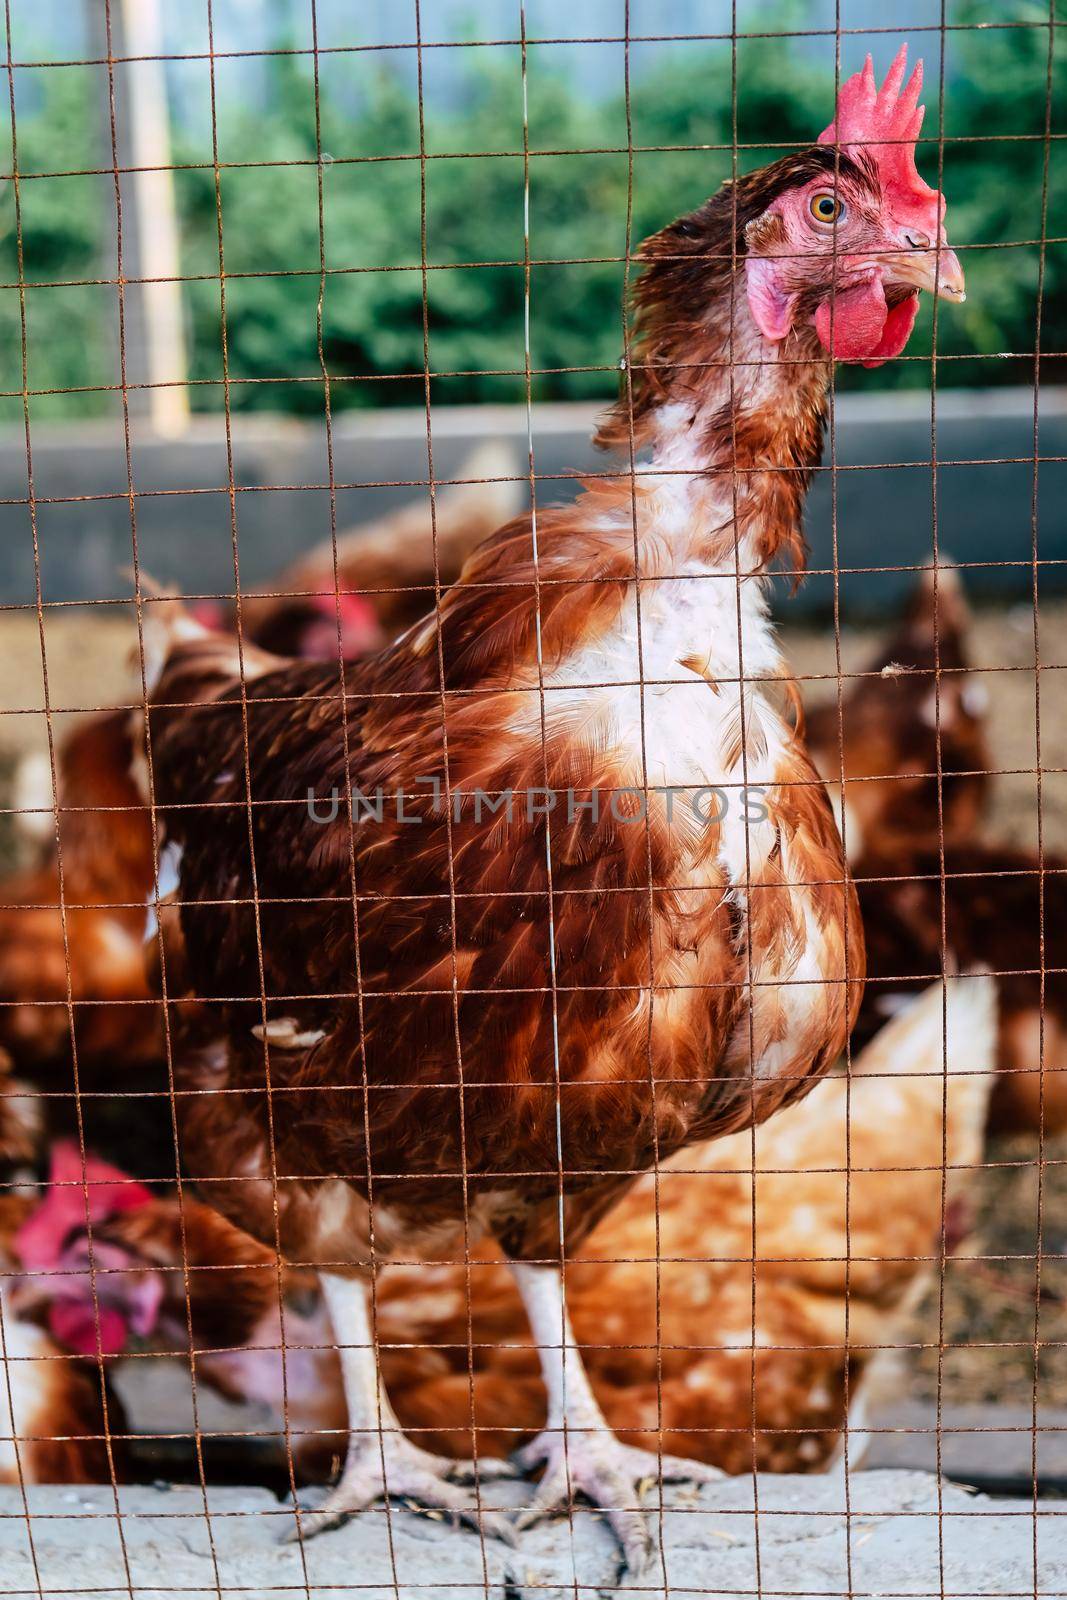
[0,1471,1063,1600]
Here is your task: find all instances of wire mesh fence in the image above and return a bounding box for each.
[0,1,1063,1596]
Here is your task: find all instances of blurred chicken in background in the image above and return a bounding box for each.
[808,562,1067,1134]
[0,1191,125,1486]
[806,564,991,860]
[235,441,522,656]
[0,710,158,1071]
[855,846,1067,1134]
[0,446,521,1079]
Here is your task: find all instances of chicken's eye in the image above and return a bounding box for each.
[810,191,846,225]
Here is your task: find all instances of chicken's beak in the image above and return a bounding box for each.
[890,241,966,303]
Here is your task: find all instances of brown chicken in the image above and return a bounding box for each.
[14,1169,345,1486]
[17,977,995,1484]
[854,845,1067,1133]
[0,711,158,1070]
[143,50,963,1570]
[0,448,520,1079]
[807,566,1064,1134]
[0,1192,124,1486]
[806,562,991,859]
[237,441,523,657]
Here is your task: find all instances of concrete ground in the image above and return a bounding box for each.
[0,1471,1063,1600]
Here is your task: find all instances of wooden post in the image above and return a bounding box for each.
[92,0,189,435]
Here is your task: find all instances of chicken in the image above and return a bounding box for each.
[805,566,1063,1134]
[0,1192,125,1486]
[91,1194,347,1484]
[0,1045,42,1174]
[144,48,962,1570]
[374,975,996,1471]
[0,452,522,1090]
[14,1166,346,1486]
[806,562,991,860]
[237,442,523,658]
[17,977,996,1484]
[0,711,158,1070]
[854,844,1067,1134]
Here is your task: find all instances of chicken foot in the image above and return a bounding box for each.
[510,1262,722,1577]
[284,1271,518,1544]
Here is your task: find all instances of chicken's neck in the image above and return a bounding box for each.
[428,272,832,692]
[597,266,831,578]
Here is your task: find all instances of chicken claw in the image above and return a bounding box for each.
[508,1263,722,1575]
[283,1432,519,1545]
[512,1431,723,1577]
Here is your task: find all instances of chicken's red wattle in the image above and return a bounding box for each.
[814,277,919,366]
[49,1300,130,1358]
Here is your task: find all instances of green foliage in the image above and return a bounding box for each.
[0,64,115,419]
[1,9,1063,419]
[934,1,1066,377]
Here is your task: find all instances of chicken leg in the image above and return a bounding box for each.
[284,1271,517,1543]
[510,1262,722,1575]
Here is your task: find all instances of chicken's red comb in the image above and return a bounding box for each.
[310,590,378,626]
[16,1141,154,1271]
[819,45,942,223]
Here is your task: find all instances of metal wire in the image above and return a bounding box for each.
[0,3,1061,1597]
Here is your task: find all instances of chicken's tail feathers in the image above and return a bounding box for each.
[944,965,998,1068]
[854,971,998,1173]
[139,592,211,694]
[944,970,999,1164]
[854,970,998,1083]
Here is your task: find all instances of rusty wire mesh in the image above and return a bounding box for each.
[0,1,1062,1596]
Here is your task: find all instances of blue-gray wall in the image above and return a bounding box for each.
[0,387,1061,619]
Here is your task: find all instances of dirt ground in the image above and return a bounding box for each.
[0,603,1063,1417]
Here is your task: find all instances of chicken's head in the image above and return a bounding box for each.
[12,1142,163,1357]
[744,45,964,368]
[191,591,385,661]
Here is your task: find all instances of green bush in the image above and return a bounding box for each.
[1,5,1062,419]
[0,62,117,420]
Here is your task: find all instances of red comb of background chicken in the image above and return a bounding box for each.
[819,45,943,233]
[17,1143,153,1271]
[15,1142,157,1355]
